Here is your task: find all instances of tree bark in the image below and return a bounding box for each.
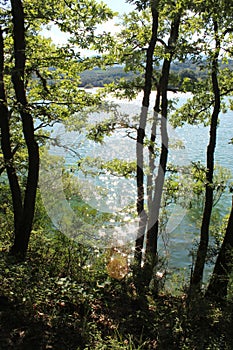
[9,0,40,258]
[0,27,23,235]
[134,0,159,269]
[190,20,221,292]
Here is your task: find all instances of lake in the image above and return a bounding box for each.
[40,90,233,282]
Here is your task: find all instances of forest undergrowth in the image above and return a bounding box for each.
[1,230,233,350]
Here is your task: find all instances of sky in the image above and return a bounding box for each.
[97,0,134,14]
[42,0,135,55]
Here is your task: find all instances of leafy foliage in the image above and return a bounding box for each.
[1,0,233,348]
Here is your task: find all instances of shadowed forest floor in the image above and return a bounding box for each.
[1,275,233,348]
[0,240,233,350]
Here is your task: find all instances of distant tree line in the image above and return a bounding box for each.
[79,60,233,91]
[79,66,137,88]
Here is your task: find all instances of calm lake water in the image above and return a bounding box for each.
[168,94,233,274]
[44,91,233,280]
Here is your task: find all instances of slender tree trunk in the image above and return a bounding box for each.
[206,199,233,300]
[0,27,23,234]
[134,1,159,269]
[190,20,221,292]
[144,14,181,287]
[9,0,39,258]
[147,92,160,214]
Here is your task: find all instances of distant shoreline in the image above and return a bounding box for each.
[83,86,193,103]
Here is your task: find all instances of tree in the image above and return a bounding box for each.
[190,13,221,293]
[0,0,114,259]
[188,0,233,293]
[0,0,39,259]
[133,0,159,276]
[143,6,181,288]
[100,0,187,289]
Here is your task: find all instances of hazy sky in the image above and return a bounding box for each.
[42,0,134,55]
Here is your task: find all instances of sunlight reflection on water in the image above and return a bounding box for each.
[39,92,233,275]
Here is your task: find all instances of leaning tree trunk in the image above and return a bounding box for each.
[10,0,39,258]
[190,20,221,293]
[0,27,23,235]
[206,199,233,300]
[143,13,181,288]
[134,0,159,271]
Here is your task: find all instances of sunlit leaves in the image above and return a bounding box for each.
[86,120,117,143]
[79,156,136,179]
[165,162,232,210]
[24,0,115,48]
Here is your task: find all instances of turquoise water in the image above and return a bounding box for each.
[44,93,233,278]
[165,95,233,275]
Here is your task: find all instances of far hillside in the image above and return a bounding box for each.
[79,60,233,90]
[79,66,136,88]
